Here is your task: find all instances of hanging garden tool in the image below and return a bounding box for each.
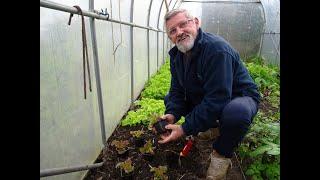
[68,5,92,100]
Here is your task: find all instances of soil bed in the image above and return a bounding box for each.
[84,125,244,180]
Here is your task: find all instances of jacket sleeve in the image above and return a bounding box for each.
[181,51,234,136]
[164,59,188,122]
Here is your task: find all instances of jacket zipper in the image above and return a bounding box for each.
[184,54,191,102]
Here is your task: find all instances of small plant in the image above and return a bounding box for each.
[139,139,155,155]
[130,130,144,138]
[116,158,134,175]
[148,114,162,130]
[153,118,171,135]
[130,130,146,147]
[121,98,165,127]
[111,140,130,154]
[150,165,168,180]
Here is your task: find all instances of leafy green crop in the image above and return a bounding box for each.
[244,57,280,103]
[121,98,165,126]
[141,60,171,100]
[238,57,280,180]
[238,111,280,179]
[121,59,185,127]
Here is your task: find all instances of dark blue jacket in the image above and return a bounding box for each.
[165,28,260,136]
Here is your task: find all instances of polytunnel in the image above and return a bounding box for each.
[40,0,280,179]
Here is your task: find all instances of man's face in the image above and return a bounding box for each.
[166,12,199,53]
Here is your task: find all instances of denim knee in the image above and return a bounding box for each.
[220,97,257,128]
[213,97,258,157]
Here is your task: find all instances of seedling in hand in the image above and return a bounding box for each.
[153,118,171,134]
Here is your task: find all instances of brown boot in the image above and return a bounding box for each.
[206,150,232,180]
[198,128,220,140]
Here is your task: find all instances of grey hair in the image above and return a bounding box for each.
[164,9,194,23]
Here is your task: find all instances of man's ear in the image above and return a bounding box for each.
[194,17,201,28]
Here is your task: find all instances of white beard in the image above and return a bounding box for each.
[176,33,195,53]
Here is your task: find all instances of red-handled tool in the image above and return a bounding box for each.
[179,136,194,157]
[178,136,194,167]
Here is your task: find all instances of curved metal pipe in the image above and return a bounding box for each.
[147,0,154,80]
[40,162,104,177]
[40,0,164,32]
[130,0,135,104]
[259,1,267,58]
[156,0,165,70]
[182,0,260,4]
[173,0,180,9]
[89,0,107,147]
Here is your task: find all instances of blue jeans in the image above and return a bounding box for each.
[212,96,258,158]
[164,95,258,158]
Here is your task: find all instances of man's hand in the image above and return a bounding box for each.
[158,124,184,144]
[161,114,176,124]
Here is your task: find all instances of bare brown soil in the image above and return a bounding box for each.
[84,124,245,180]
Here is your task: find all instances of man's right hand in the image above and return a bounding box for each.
[158,124,184,144]
[161,114,176,124]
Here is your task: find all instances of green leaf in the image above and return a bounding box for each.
[250,145,273,157]
[267,147,280,155]
[245,168,256,176]
[116,158,134,174]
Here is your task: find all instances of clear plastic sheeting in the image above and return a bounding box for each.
[47,0,89,8]
[158,2,167,68]
[183,0,260,1]
[149,31,159,76]
[163,32,169,61]
[109,0,131,57]
[260,0,280,65]
[109,0,131,22]
[169,0,180,9]
[149,0,163,28]
[179,2,202,23]
[94,17,132,150]
[92,0,132,148]
[180,0,279,65]
[260,34,279,65]
[200,2,263,59]
[158,32,164,68]
[158,2,167,30]
[40,6,102,180]
[133,28,149,99]
[132,0,152,99]
[133,0,150,26]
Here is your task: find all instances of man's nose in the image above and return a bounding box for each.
[176,27,184,36]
